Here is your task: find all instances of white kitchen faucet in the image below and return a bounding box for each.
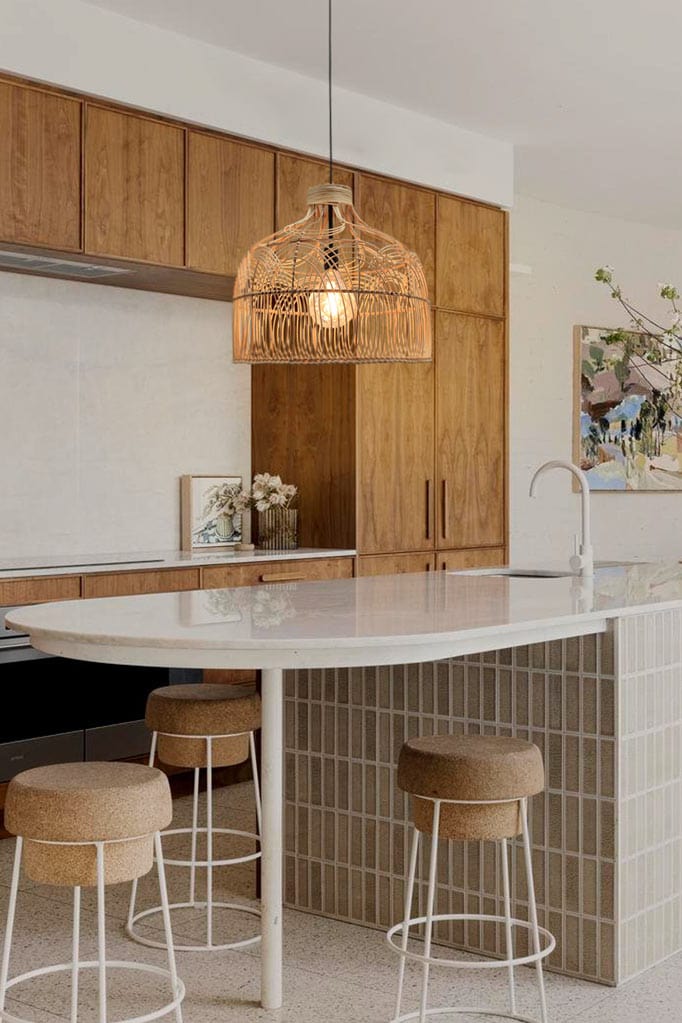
[529,460,594,577]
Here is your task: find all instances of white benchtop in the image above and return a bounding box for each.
[7,561,682,671]
[0,548,356,581]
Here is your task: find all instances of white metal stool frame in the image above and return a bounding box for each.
[127,729,262,953]
[386,795,555,1023]
[0,832,185,1023]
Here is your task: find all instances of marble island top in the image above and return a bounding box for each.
[7,560,682,670]
[0,547,356,580]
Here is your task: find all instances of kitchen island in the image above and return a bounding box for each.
[7,562,682,1002]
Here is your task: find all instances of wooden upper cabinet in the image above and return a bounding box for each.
[187,133,275,275]
[436,196,505,317]
[357,362,435,555]
[436,311,505,549]
[356,173,436,299]
[276,153,353,229]
[84,105,185,265]
[0,81,81,250]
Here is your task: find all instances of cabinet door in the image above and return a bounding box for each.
[437,547,506,572]
[357,553,435,576]
[276,153,354,229]
[0,81,81,250]
[436,312,505,549]
[187,132,275,275]
[357,173,435,299]
[85,105,184,265]
[437,196,505,317]
[357,362,435,554]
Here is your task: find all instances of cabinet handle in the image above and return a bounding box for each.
[441,479,449,540]
[259,573,306,583]
[425,480,433,539]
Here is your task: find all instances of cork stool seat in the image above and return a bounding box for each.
[387,735,555,1023]
[128,683,262,954]
[0,762,184,1023]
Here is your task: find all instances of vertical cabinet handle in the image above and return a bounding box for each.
[425,480,433,540]
[441,479,449,541]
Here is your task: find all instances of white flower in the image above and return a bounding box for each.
[255,498,270,512]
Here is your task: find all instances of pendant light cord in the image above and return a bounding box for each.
[328,0,333,184]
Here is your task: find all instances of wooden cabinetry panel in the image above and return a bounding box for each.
[82,568,199,598]
[437,547,506,572]
[187,133,274,275]
[85,106,184,265]
[357,362,435,555]
[276,154,354,229]
[436,312,505,549]
[436,196,505,316]
[0,575,81,606]
[202,557,353,590]
[357,173,436,298]
[252,364,356,549]
[357,553,435,576]
[0,81,81,250]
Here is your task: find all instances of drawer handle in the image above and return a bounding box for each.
[259,573,306,583]
[441,479,449,541]
[425,479,433,540]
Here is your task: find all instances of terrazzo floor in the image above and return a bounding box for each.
[0,780,679,1022]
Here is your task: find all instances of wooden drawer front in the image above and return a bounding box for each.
[357,553,435,576]
[83,568,200,598]
[202,557,354,589]
[0,575,81,606]
[437,547,506,572]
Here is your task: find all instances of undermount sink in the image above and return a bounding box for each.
[454,568,575,579]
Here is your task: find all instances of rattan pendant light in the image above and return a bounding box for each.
[232,1,432,364]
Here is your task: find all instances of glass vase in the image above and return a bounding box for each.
[257,507,298,551]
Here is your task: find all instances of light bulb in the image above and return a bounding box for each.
[308,269,358,329]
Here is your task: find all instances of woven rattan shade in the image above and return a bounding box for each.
[232,184,432,363]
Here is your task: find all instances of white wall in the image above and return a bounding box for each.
[0,274,249,557]
[510,194,682,564]
[2,0,512,208]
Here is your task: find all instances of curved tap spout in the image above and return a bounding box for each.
[529,460,594,577]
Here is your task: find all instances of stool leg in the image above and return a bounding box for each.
[96,843,107,1023]
[521,798,548,1023]
[71,886,81,1023]
[249,732,262,839]
[395,826,420,1021]
[500,838,516,1016]
[418,800,440,1023]
[155,833,183,1023]
[189,768,200,906]
[206,737,214,948]
[0,837,23,1016]
[127,732,159,930]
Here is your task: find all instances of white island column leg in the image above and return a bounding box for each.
[260,667,284,1010]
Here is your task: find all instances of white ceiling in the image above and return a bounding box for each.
[82,0,682,228]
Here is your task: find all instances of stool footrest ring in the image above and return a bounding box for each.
[391,1008,544,1023]
[157,826,261,868]
[128,901,261,953]
[0,960,185,1023]
[387,913,555,970]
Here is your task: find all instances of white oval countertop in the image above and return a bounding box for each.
[6,561,682,670]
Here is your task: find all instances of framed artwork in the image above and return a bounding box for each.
[574,325,682,491]
[180,475,243,550]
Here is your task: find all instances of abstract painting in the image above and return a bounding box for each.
[575,325,682,490]
[180,475,244,550]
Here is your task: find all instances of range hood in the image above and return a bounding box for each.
[0,249,133,280]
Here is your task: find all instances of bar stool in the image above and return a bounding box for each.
[0,761,184,1023]
[127,683,262,952]
[387,734,555,1023]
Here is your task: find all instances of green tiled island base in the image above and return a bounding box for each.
[284,608,682,985]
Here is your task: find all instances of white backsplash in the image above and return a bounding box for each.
[0,272,250,557]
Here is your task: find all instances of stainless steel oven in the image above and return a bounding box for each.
[0,606,192,781]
